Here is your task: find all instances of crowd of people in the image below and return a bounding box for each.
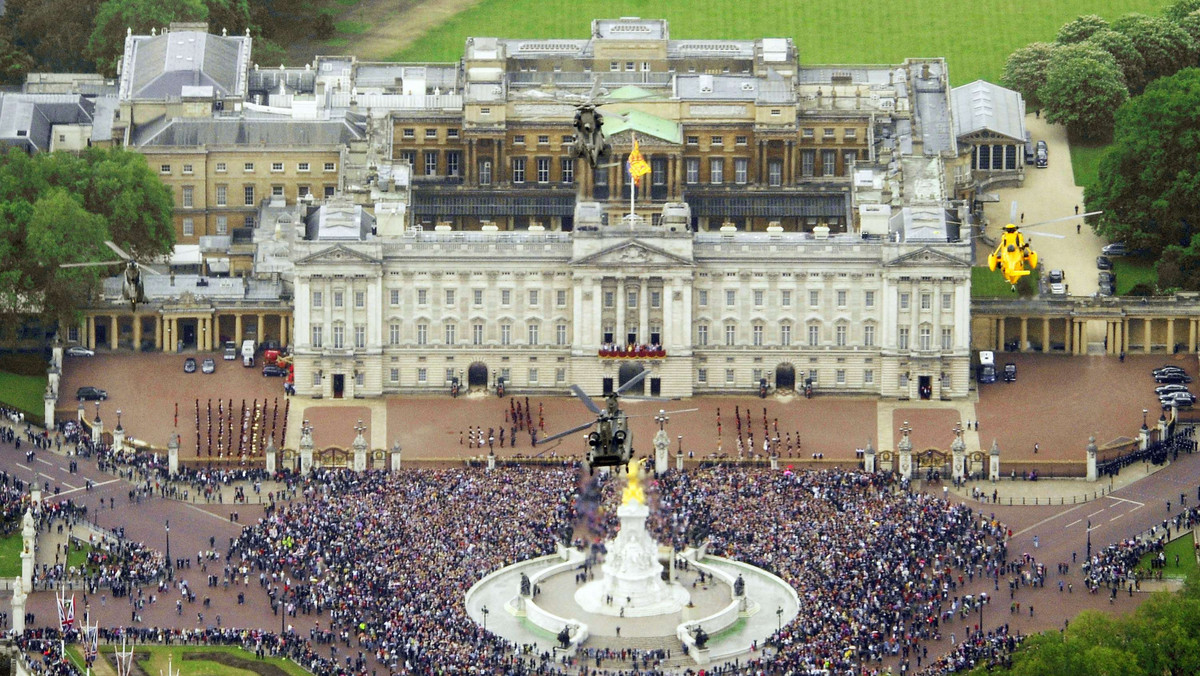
[600,466,1010,674]
[228,467,578,674]
[916,625,1022,675]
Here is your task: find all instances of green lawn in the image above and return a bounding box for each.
[972,266,1037,298]
[1113,257,1158,295]
[390,0,1169,85]
[0,370,46,426]
[1137,535,1199,580]
[1069,141,1111,190]
[0,532,24,577]
[68,645,311,676]
[66,542,92,572]
[334,20,370,35]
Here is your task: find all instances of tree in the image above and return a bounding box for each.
[0,36,34,86]
[1002,42,1056,109]
[0,0,102,73]
[204,0,251,36]
[1057,14,1110,44]
[1112,13,1196,82]
[1164,0,1200,23]
[0,149,174,326]
[1087,30,1148,93]
[1039,43,1128,139]
[87,0,208,77]
[1086,68,1200,262]
[1179,10,1200,49]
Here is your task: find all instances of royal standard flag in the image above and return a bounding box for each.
[627,137,651,186]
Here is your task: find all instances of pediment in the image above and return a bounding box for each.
[885,246,971,268]
[572,239,693,268]
[296,244,380,266]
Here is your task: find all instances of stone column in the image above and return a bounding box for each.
[1019,317,1028,352]
[1158,413,1169,442]
[43,387,56,431]
[280,314,289,347]
[265,438,277,474]
[133,314,143,352]
[676,445,684,472]
[1122,318,1130,354]
[352,422,368,473]
[951,426,966,481]
[639,277,649,344]
[390,441,402,473]
[109,314,118,351]
[299,423,314,475]
[87,315,96,350]
[654,428,670,475]
[1143,318,1151,354]
[112,422,125,454]
[1190,318,1198,353]
[615,279,626,344]
[168,435,179,477]
[487,450,496,471]
[1041,318,1050,353]
[20,509,35,593]
[989,439,1000,482]
[1086,436,1098,482]
[155,315,163,350]
[897,422,913,480]
[863,441,875,472]
[1139,423,1150,451]
[995,318,1005,352]
[1167,319,1175,354]
[12,582,26,633]
[257,313,265,343]
[234,313,243,344]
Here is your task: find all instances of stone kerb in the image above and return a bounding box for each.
[682,555,802,665]
[464,547,590,652]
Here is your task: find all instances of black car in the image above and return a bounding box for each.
[1152,365,1187,376]
[184,357,197,373]
[1160,392,1198,407]
[1154,383,1191,396]
[262,364,289,377]
[1096,256,1113,270]
[1003,363,1017,382]
[1155,372,1193,384]
[76,386,107,401]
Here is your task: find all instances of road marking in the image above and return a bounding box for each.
[59,481,77,490]
[1014,503,1087,537]
[36,458,52,466]
[14,463,30,471]
[1110,513,1124,522]
[56,479,119,497]
[1106,495,1144,507]
[58,467,72,474]
[1088,509,1107,518]
[1065,519,1082,528]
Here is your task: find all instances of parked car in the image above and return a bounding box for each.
[1035,140,1048,168]
[183,357,197,373]
[223,341,238,360]
[1160,392,1197,407]
[1155,372,1193,384]
[1154,383,1191,396]
[1101,242,1128,257]
[1024,133,1034,164]
[263,364,289,377]
[260,340,281,354]
[1047,269,1066,295]
[1096,256,1113,270]
[65,346,95,357]
[1152,365,1188,376]
[201,358,216,374]
[1098,271,1116,285]
[1098,282,1116,297]
[1003,363,1017,382]
[76,386,107,401]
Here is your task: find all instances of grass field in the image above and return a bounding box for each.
[1137,535,1199,580]
[0,370,46,424]
[389,0,1169,85]
[1114,257,1159,295]
[1070,142,1112,190]
[0,532,24,577]
[68,645,311,676]
[972,266,1037,298]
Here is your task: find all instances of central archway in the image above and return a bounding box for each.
[467,362,489,389]
[775,363,796,391]
[618,363,645,395]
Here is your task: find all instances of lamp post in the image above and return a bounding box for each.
[776,605,783,632]
[1143,408,1149,429]
[165,520,173,581]
[677,435,682,454]
[481,605,489,631]
[116,409,123,432]
[93,401,101,425]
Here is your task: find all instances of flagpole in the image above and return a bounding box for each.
[631,133,638,222]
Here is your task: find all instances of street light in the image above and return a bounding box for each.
[115,409,123,432]
[481,605,489,631]
[776,605,783,632]
[165,520,173,581]
[94,401,101,424]
[1143,409,1149,429]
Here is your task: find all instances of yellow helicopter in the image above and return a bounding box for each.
[985,204,1102,290]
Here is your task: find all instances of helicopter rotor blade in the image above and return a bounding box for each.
[105,241,134,260]
[615,369,650,395]
[570,385,602,414]
[622,395,673,402]
[536,420,597,445]
[1028,233,1065,240]
[1009,202,1018,224]
[626,408,700,419]
[59,260,122,269]
[1024,211,1104,229]
[138,264,166,276]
